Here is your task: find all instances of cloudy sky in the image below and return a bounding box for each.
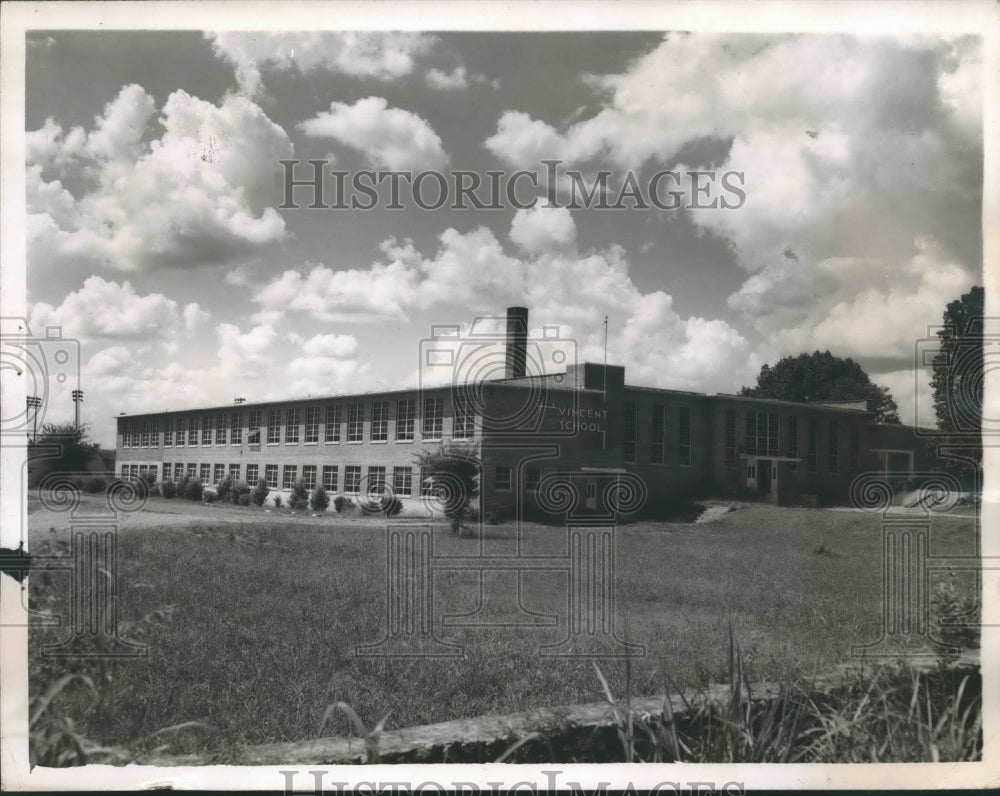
[24,30,983,445]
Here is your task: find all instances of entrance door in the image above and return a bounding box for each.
[585,478,597,511]
[757,459,772,495]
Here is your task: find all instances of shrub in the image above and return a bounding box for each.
[414,443,482,536]
[273,494,283,509]
[334,495,354,513]
[230,481,251,505]
[183,478,203,502]
[362,494,402,516]
[203,489,219,504]
[160,480,178,499]
[84,476,107,494]
[310,485,330,512]
[484,503,507,525]
[288,480,309,511]
[251,479,269,507]
[216,476,235,503]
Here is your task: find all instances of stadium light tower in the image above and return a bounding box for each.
[72,389,84,429]
[26,395,42,441]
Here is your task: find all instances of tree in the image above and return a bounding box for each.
[930,286,984,475]
[27,423,105,488]
[310,485,330,512]
[414,443,481,536]
[739,351,900,423]
[251,479,270,507]
[288,480,309,510]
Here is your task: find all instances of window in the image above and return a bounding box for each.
[305,407,320,443]
[130,464,139,480]
[285,408,300,443]
[347,403,364,442]
[228,464,240,482]
[371,401,388,441]
[787,416,799,471]
[828,421,840,473]
[368,466,386,494]
[248,411,261,447]
[723,410,737,468]
[139,419,149,448]
[267,409,281,444]
[175,418,186,447]
[420,467,433,497]
[453,396,474,439]
[231,411,242,445]
[651,406,666,464]
[283,465,298,489]
[214,413,226,445]
[174,463,183,480]
[344,465,361,494]
[164,418,174,447]
[322,465,338,492]
[849,423,861,472]
[395,399,415,441]
[200,463,211,485]
[495,466,512,491]
[807,418,819,472]
[678,407,692,466]
[393,466,412,496]
[746,412,779,456]
[198,416,210,446]
[186,463,197,479]
[162,463,172,481]
[302,465,317,489]
[265,464,278,489]
[214,464,225,484]
[526,468,541,492]
[423,397,443,439]
[623,403,637,463]
[325,405,341,442]
[246,464,259,486]
[148,465,157,481]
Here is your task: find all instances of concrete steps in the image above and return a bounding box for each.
[694,504,734,524]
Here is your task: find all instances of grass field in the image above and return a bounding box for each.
[27,498,979,760]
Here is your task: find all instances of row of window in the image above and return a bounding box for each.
[121,398,477,448]
[723,411,861,474]
[119,462,539,495]
[623,403,693,466]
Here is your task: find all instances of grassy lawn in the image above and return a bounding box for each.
[27,502,979,759]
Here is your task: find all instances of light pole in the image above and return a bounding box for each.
[72,389,84,429]
[26,395,42,441]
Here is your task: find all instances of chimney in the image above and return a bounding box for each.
[504,306,528,379]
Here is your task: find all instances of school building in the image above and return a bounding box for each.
[114,307,933,513]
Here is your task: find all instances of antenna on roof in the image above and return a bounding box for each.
[603,315,608,402]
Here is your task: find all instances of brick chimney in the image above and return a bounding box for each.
[504,306,528,379]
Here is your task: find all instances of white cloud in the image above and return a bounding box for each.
[485,34,982,376]
[301,333,359,358]
[26,84,294,271]
[425,66,496,91]
[254,209,759,393]
[298,96,448,171]
[205,31,439,97]
[183,302,210,332]
[253,260,421,322]
[509,201,577,254]
[29,276,182,341]
[426,66,470,90]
